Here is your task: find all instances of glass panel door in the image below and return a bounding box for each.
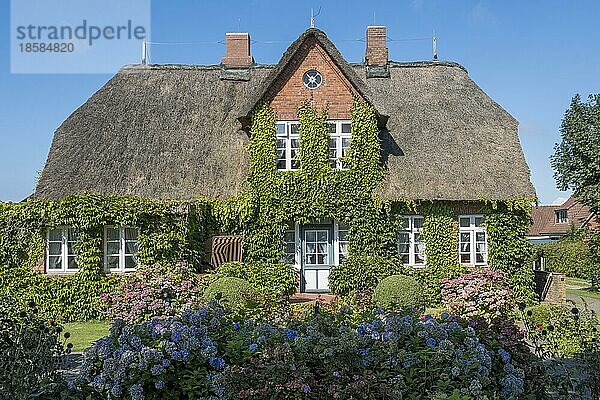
[302,226,332,293]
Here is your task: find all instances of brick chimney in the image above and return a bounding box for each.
[365,26,388,66]
[221,32,254,68]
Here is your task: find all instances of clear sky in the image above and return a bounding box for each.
[0,0,598,203]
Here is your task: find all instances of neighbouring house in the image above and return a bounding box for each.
[528,196,596,299]
[27,26,535,294]
[529,196,597,244]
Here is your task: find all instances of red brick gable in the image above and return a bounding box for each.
[267,36,363,120]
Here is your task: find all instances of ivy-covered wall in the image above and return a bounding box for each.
[0,99,536,320]
[215,99,535,303]
[0,195,215,321]
[216,99,392,263]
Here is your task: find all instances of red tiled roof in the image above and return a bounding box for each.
[529,196,594,236]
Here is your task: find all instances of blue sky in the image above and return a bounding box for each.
[0,0,599,203]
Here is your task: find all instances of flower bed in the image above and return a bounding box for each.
[77,303,525,399]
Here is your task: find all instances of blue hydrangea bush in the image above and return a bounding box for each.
[80,304,227,400]
[79,304,525,400]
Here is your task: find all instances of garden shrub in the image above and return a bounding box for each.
[372,274,424,314]
[0,298,71,399]
[441,268,514,323]
[81,304,527,400]
[0,265,121,322]
[523,303,599,357]
[101,262,211,323]
[533,239,592,280]
[204,277,256,308]
[521,303,600,398]
[329,255,402,296]
[80,305,228,399]
[217,261,297,297]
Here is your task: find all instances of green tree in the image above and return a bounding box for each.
[551,94,600,207]
[551,94,600,290]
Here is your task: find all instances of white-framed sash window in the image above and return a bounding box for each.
[283,228,296,265]
[458,215,487,266]
[328,121,351,169]
[336,223,349,264]
[104,226,139,272]
[46,227,78,273]
[276,121,301,171]
[282,221,348,269]
[397,216,426,267]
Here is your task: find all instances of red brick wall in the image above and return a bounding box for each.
[33,254,45,273]
[267,37,363,120]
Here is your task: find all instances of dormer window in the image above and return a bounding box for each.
[276,121,300,171]
[555,209,568,224]
[328,121,351,169]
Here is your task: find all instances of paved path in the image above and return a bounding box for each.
[60,352,84,381]
[567,293,600,313]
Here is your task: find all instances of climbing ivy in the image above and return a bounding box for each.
[0,98,537,317]
[226,99,390,265]
[418,202,466,304]
[0,195,215,321]
[215,99,536,303]
[483,198,536,303]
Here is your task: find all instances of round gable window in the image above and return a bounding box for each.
[303,70,322,89]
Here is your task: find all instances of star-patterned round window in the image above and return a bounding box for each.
[303,70,322,89]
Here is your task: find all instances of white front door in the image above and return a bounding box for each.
[302,227,332,292]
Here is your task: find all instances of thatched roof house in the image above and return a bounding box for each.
[35,27,535,201]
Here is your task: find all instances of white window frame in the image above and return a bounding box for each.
[46,227,78,273]
[104,226,139,273]
[458,215,487,267]
[282,223,302,271]
[276,121,301,171]
[555,209,568,224]
[333,221,349,266]
[328,120,352,170]
[397,216,426,267]
[283,221,348,270]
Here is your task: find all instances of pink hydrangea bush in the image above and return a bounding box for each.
[441,268,514,322]
[101,262,210,323]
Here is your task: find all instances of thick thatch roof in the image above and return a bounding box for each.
[359,61,536,200]
[35,65,272,200]
[35,28,535,201]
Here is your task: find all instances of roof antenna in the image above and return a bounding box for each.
[237,17,241,32]
[310,7,321,28]
[141,40,147,65]
[373,11,376,25]
[432,29,438,61]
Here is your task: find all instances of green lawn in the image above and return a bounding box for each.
[567,288,600,300]
[63,320,110,352]
[564,276,600,300]
[566,276,591,288]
